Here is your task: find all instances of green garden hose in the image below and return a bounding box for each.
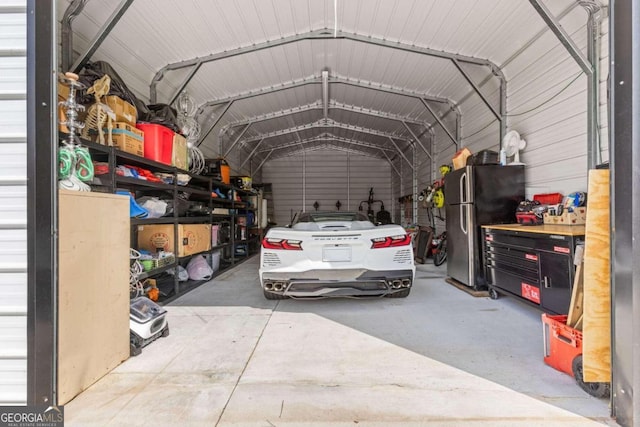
[74,146,94,182]
[58,145,75,180]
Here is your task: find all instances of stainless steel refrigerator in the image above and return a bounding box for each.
[444,165,525,289]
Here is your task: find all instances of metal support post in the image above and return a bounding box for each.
[223,123,252,158]
[238,138,265,170]
[251,150,273,177]
[61,0,86,72]
[420,99,458,148]
[451,58,502,122]
[388,137,413,169]
[403,121,433,160]
[583,1,605,167]
[412,145,418,224]
[529,0,596,168]
[71,0,134,73]
[196,102,233,148]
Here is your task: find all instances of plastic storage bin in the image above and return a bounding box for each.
[542,313,611,398]
[136,123,174,165]
[220,163,230,184]
[211,224,220,246]
[533,193,563,205]
[542,314,581,377]
[210,250,220,273]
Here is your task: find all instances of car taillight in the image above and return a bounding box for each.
[371,234,411,249]
[262,238,303,250]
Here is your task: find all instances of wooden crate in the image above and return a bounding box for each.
[543,207,587,225]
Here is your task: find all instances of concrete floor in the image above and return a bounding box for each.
[65,257,615,426]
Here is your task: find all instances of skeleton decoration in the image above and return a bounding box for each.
[81,74,114,146]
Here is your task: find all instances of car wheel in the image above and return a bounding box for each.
[386,288,411,298]
[263,290,288,300]
[571,355,610,398]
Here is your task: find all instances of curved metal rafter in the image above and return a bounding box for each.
[150,29,501,104]
[196,75,454,115]
[251,144,382,177]
[220,100,431,135]
[276,144,384,160]
[239,118,411,146]
[249,136,398,175]
[195,75,460,148]
[254,134,397,155]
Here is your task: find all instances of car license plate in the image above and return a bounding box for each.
[323,246,352,262]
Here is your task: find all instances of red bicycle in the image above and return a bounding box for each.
[432,231,447,266]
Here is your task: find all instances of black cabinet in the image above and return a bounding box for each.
[538,251,573,314]
[482,225,584,314]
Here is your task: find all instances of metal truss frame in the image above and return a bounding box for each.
[195,75,460,149]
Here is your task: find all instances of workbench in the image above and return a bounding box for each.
[481,224,585,314]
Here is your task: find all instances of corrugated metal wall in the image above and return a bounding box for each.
[459,6,609,198]
[262,150,391,226]
[392,4,609,227]
[0,0,27,405]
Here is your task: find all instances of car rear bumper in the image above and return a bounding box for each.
[260,269,414,298]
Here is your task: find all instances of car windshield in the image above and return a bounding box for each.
[295,211,370,223]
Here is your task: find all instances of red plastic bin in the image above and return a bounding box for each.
[542,314,581,377]
[136,123,174,165]
[533,193,563,205]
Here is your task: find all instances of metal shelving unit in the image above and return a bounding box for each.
[68,136,259,303]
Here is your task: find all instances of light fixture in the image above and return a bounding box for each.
[174,90,205,174]
[176,90,196,117]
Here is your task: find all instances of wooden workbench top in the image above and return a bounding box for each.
[481,223,586,236]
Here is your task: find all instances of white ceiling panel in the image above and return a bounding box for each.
[57,0,588,160]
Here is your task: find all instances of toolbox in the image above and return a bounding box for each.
[466,149,499,166]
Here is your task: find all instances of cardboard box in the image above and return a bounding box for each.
[107,122,144,156]
[452,147,472,170]
[137,224,212,257]
[104,95,137,125]
[172,133,188,170]
[543,207,587,225]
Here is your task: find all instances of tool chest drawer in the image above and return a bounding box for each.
[482,225,583,314]
[485,229,572,253]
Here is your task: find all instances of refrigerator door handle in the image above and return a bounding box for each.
[460,172,467,203]
[460,204,468,235]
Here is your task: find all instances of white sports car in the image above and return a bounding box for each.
[259,211,415,299]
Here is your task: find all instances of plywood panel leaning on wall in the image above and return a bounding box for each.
[582,170,611,383]
[58,190,130,405]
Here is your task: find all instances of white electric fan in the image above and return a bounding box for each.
[501,130,527,166]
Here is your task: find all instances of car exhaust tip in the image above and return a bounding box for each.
[264,282,273,290]
[392,279,402,289]
[401,279,411,288]
[274,282,284,291]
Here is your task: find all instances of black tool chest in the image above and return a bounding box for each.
[482,225,584,314]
